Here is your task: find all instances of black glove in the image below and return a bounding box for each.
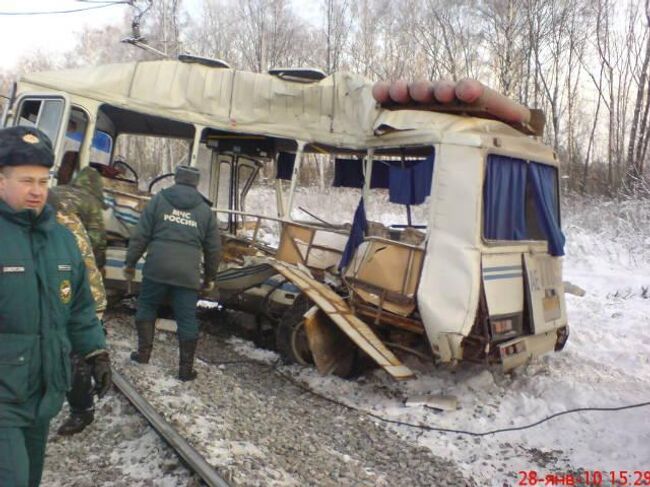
[87,351,112,398]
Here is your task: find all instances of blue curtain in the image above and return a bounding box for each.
[483,155,527,240]
[333,153,435,204]
[370,161,390,188]
[388,165,413,204]
[276,152,295,180]
[333,158,395,188]
[92,131,112,153]
[338,197,368,271]
[388,154,435,205]
[411,154,434,204]
[333,158,365,187]
[528,163,566,256]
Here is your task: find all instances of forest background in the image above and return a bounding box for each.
[1,0,649,197]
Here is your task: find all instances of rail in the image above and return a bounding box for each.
[112,370,231,487]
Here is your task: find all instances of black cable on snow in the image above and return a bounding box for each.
[198,353,650,437]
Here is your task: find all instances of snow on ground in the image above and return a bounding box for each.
[234,193,650,485]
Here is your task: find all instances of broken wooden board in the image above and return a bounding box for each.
[270,260,415,380]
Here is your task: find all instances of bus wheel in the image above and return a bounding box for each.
[275,295,314,366]
[276,294,359,378]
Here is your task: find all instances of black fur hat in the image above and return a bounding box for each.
[174,165,200,187]
[0,126,54,168]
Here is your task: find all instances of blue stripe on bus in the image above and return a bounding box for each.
[483,272,523,281]
[483,265,523,273]
[112,212,140,224]
[263,278,300,293]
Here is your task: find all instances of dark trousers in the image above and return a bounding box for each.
[135,277,199,341]
[66,354,94,414]
[0,417,50,487]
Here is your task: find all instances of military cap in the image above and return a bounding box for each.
[0,126,54,168]
[175,165,200,187]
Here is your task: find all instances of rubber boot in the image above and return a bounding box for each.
[57,410,94,436]
[130,319,155,364]
[178,339,198,381]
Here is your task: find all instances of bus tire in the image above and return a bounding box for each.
[275,294,314,366]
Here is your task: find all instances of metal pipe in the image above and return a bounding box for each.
[1,82,16,127]
[112,370,231,487]
[103,188,350,236]
[286,141,305,222]
[190,125,204,167]
[297,206,335,228]
[362,148,375,203]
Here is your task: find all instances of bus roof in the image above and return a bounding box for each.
[20,59,555,162]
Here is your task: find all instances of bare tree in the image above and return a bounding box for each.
[407,0,483,82]
[480,0,528,96]
[624,0,650,191]
[142,0,187,57]
[347,0,381,78]
[4,0,649,195]
[233,0,308,72]
[322,0,351,73]
[184,0,240,64]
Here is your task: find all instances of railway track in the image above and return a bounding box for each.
[112,369,231,487]
[48,310,472,486]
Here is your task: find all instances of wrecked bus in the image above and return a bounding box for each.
[1,57,569,380]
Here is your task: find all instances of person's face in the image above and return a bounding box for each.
[0,165,51,213]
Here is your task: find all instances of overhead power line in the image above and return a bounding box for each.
[0,2,128,16]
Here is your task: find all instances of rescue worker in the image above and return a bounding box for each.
[0,126,111,487]
[50,166,107,270]
[124,165,220,381]
[48,168,108,436]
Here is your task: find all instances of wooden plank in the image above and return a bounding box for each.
[270,261,415,380]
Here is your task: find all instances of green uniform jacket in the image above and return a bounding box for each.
[0,200,106,427]
[126,184,220,290]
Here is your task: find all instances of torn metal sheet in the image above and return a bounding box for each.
[304,306,356,376]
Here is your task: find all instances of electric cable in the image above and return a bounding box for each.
[0,2,127,15]
[198,351,650,437]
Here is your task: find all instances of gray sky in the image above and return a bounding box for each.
[0,1,130,70]
[0,0,320,71]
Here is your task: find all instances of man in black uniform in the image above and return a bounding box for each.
[124,165,220,381]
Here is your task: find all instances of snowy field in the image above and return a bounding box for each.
[42,191,649,486]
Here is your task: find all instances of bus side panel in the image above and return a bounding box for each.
[417,145,483,361]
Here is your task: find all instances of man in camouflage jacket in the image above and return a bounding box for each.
[48,166,108,436]
[49,167,107,270]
